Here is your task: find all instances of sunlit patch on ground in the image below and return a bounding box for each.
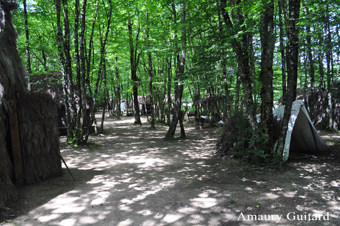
[3,116,340,226]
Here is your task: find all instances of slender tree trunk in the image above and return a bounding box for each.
[318,32,325,88]
[115,57,121,119]
[276,0,301,159]
[23,0,31,90]
[42,48,48,71]
[304,7,315,118]
[84,0,112,143]
[279,0,287,104]
[165,1,186,140]
[235,65,241,110]
[60,0,78,141]
[305,10,314,87]
[336,24,339,81]
[74,0,82,141]
[218,6,230,118]
[85,0,99,93]
[146,4,155,129]
[164,3,179,140]
[128,18,142,125]
[325,6,332,89]
[325,7,333,129]
[303,50,309,109]
[79,0,87,140]
[161,60,167,123]
[220,0,257,131]
[259,0,275,154]
[55,0,71,141]
[166,56,172,125]
[178,1,186,139]
[101,60,107,132]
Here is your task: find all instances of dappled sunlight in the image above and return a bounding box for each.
[6,115,340,226]
[191,197,219,208]
[38,214,60,222]
[162,213,184,223]
[282,191,297,198]
[320,130,340,144]
[258,192,280,200]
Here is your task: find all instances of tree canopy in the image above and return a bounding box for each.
[12,0,340,161]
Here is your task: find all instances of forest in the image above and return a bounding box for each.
[13,0,340,162]
[1,0,340,224]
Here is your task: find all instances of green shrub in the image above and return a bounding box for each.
[215,110,279,165]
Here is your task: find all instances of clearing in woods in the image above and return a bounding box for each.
[1,113,340,226]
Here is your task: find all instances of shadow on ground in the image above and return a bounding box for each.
[1,115,340,226]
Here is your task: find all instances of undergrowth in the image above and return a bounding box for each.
[215,110,282,167]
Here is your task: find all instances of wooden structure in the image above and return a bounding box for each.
[0,0,27,209]
[0,1,62,210]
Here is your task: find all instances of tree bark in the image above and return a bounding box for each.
[23,0,31,90]
[84,0,112,143]
[74,0,82,141]
[101,60,107,133]
[61,0,78,141]
[128,18,142,125]
[337,25,340,80]
[218,6,230,118]
[279,0,287,104]
[318,32,325,88]
[115,57,121,119]
[305,9,314,88]
[79,0,88,140]
[325,6,333,129]
[304,7,315,118]
[220,0,257,131]
[146,3,155,129]
[178,0,186,139]
[55,0,72,141]
[276,0,301,159]
[85,0,99,94]
[166,56,172,125]
[259,0,275,153]
[164,1,186,140]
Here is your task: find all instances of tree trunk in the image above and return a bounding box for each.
[23,0,31,90]
[218,6,230,118]
[259,0,275,154]
[128,18,142,125]
[276,0,301,159]
[55,0,71,141]
[165,1,186,140]
[61,0,78,141]
[235,67,241,110]
[318,32,325,88]
[84,0,112,144]
[115,57,121,119]
[85,0,99,100]
[74,0,82,141]
[100,61,107,133]
[166,56,172,125]
[325,6,333,129]
[161,61,167,123]
[304,7,315,118]
[79,0,88,140]
[305,10,314,88]
[220,0,257,131]
[337,25,340,80]
[279,0,287,105]
[178,1,186,139]
[146,4,155,129]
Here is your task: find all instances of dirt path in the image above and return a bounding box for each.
[2,115,340,226]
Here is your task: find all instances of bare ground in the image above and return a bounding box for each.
[1,114,340,226]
